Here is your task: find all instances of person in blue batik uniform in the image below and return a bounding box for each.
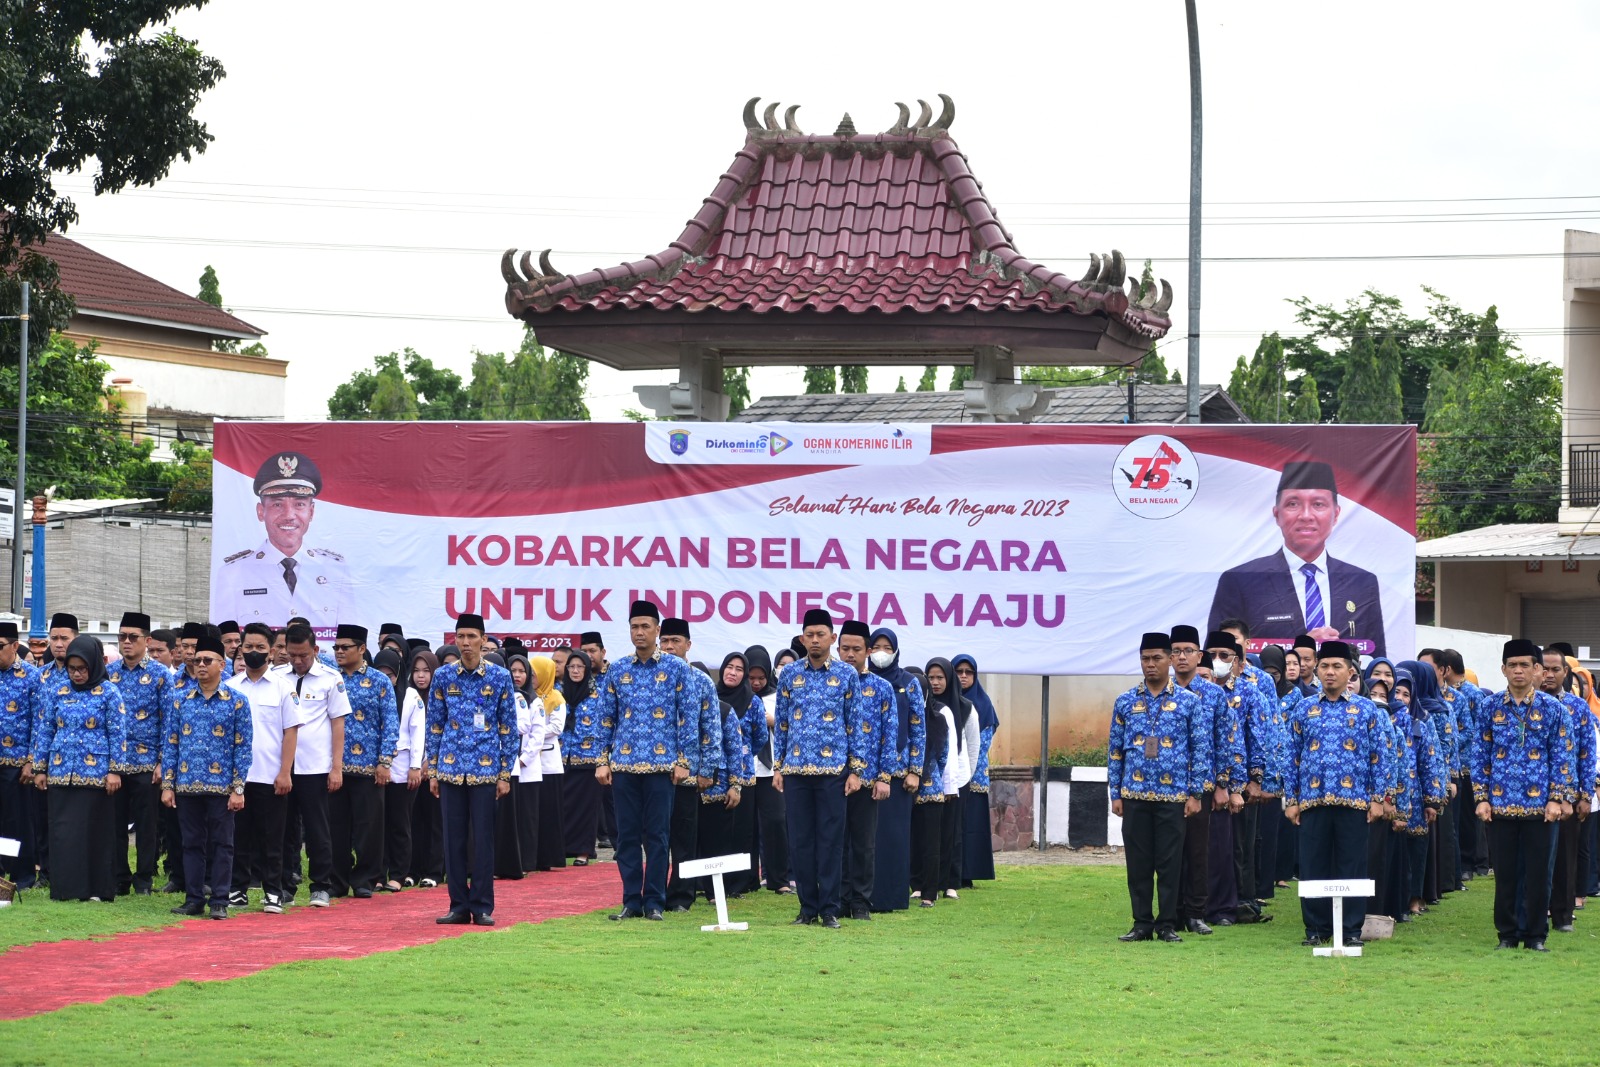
[1202,630,1275,926]
[425,613,518,926]
[1386,670,1446,920]
[32,634,128,902]
[951,653,998,888]
[1169,625,1228,935]
[0,621,40,888]
[160,633,252,919]
[108,611,167,896]
[693,659,756,901]
[773,608,863,929]
[658,618,723,913]
[1474,639,1568,951]
[867,628,927,913]
[558,650,606,865]
[1540,648,1593,933]
[1109,632,1208,943]
[594,601,697,921]
[839,621,896,920]
[1283,641,1389,948]
[331,624,398,899]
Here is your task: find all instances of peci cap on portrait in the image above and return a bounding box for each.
[1277,461,1337,497]
[253,452,323,499]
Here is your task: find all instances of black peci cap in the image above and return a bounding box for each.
[579,631,604,647]
[1169,624,1201,646]
[1277,461,1337,496]
[660,618,690,639]
[628,601,660,622]
[802,608,834,631]
[1503,638,1541,663]
[1140,632,1172,652]
[454,614,486,634]
[840,620,871,641]
[49,613,78,632]
[336,624,368,643]
[120,611,151,632]
[1204,631,1241,655]
[1316,640,1355,664]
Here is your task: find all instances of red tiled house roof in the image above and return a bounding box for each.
[503,96,1171,369]
[41,233,264,339]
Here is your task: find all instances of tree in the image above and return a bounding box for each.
[916,366,938,391]
[839,366,869,393]
[1290,374,1322,423]
[723,366,751,417]
[1,4,226,264]
[195,264,269,355]
[895,376,907,393]
[369,361,419,420]
[1338,318,1403,424]
[328,349,469,420]
[803,366,836,394]
[1226,333,1291,422]
[949,366,972,390]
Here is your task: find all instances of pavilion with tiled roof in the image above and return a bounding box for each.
[503,95,1172,421]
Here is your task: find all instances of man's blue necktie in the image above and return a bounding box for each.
[1300,562,1325,630]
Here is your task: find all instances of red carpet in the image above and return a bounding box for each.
[0,864,619,1020]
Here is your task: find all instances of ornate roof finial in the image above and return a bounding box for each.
[834,113,856,137]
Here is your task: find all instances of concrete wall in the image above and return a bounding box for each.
[1437,558,1600,637]
[39,520,212,624]
[63,322,287,421]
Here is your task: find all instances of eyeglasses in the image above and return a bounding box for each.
[117,632,143,642]
[193,656,222,667]
[954,667,975,676]
[331,643,358,652]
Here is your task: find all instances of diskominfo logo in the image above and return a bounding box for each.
[1111,435,1199,518]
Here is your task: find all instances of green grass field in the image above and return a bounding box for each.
[4,864,1598,1066]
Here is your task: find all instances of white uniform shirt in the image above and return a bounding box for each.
[393,687,427,778]
[939,705,963,796]
[272,660,351,775]
[214,538,354,633]
[540,698,566,776]
[754,691,777,778]
[947,705,979,793]
[515,693,546,784]
[226,670,303,785]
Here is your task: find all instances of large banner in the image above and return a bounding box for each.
[211,422,1416,675]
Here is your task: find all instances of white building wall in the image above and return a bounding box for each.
[99,352,286,419]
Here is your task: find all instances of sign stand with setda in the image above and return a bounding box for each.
[1297,878,1375,957]
[679,853,750,932]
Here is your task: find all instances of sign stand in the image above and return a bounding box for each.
[679,852,750,932]
[1297,878,1375,957]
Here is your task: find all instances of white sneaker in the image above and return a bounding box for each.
[262,895,283,915]
[309,890,330,908]
[944,889,959,900]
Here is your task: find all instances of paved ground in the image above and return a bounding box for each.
[997,846,1124,866]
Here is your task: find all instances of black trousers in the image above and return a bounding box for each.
[1122,798,1186,931]
[842,788,879,915]
[535,776,565,870]
[941,787,965,892]
[752,776,789,890]
[177,793,235,910]
[1232,802,1260,905]
[408,781,443,882]
[232,783,289,900]
[1550,815,1582,926]
[665,782,701,910]
[726,789,755,894]
[1255,800,1283,898]
[0,765,36,886]
[1491,815,1553,943]
[1298,805,1367,940]
[290,774,334,894]
[911,800,942,901]
[440,781,497,917]
[113,770,159,893]
[785,771,847,920]
[1437,793,1461,891]
[1457,775,1488,870]
[383,781,417,884]
[562,769,602,859]
[599,781,617,842]
[1366,818,1392,916]
[1178,803,1210,920]
[695,798,734,900]
[329,773,384,895]
[30,775,50,881]
[48,785,114,901]
[514,780,541,872]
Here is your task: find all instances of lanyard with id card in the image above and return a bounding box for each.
[474,710,487,730]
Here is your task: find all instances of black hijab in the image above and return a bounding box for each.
[66,635,107,692]
[925,656,972,751]
[716,652,754,714]
[1258,645,1293,699]
[505,654,534,702]
[773,648,798,676]
[373,648,406,711]
[560,650,594,707]
[744,645,776,698]
[951,653,999,733]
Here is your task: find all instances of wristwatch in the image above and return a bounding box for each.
[234,785,245,795]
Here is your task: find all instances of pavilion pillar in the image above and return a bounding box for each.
[634,344,731,422]
[961,345,1054,423]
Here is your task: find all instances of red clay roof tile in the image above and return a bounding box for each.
[36,234,264,337]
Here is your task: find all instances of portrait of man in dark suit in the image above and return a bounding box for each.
[1206,460,1386,658]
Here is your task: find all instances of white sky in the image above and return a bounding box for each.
[55,0,1600,421]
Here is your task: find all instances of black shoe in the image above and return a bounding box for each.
[1396,913,1413,923]
[159,881,182,895]
[1555,923,1574,933]
[1525,939,1549,952]
[1156,927,1183,943]
[1118,927,1153,942]
[1343,937,1364,948]
[472,913,494,926]
[667,905,690,913]
[1211,916,1236,927]
[608,908,643,922]
[170,901,204,916]
[1496,939,1519,949]
[208,905,228,920]
[1185,918,1213,935]
[435,911,472,925]
[1301,935,1325,947]
[353,887,374,899]
[851,910,873,921]
[134,887,152,896]
[790,914,818,926]
[821,915,841,929]
[644,909,664,921]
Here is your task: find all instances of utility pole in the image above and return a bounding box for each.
[6,282,26,614]
[1185,0,1202,423]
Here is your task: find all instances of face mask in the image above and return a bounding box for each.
[242,651,269,670]
[1212,659,1232,680]
[869,650,895,669]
